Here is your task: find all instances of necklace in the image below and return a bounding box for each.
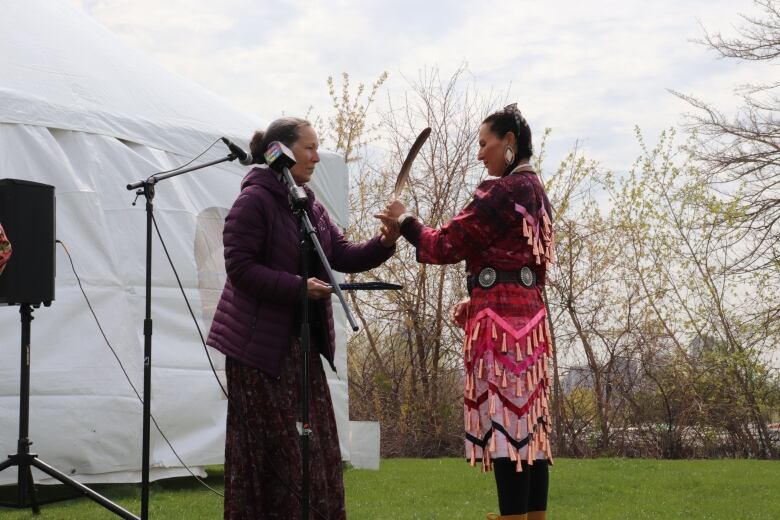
[509,162,534,175]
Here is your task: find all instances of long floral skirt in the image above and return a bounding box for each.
[223,340,345,520]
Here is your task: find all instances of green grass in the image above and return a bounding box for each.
[1,459,778,519]
[0,466,224,519]
[347,458,780,519]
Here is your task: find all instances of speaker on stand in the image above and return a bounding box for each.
[0,178,137,519]
[0,179,55,306]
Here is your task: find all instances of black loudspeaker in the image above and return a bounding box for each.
[0,179,56,306]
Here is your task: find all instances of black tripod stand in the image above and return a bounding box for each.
[0,304,138,519]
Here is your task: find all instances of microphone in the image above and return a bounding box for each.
[264,141,308,206]
[263,141,296,171]
[221,137,254,165]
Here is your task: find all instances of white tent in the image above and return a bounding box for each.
[0,0,359,484]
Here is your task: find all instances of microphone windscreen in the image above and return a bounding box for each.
[264,141,297,172]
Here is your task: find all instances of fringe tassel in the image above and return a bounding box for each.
[545,440,554,465]
[501,332,507,353]
[478,358,485,379]
[526,336,533,356]
[472,320,481,341]
[501,368,508,388]
[515,341,522,362]
[544,320,553,355]
[516,376,523,397]
[491,322,497,340]
[549,234,556,263]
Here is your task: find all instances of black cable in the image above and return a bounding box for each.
[150,216,330,520]
[148,138,222,180]
[56,240,224,498]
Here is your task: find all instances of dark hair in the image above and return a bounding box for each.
[482,104,532,174]
[249,117,311,164]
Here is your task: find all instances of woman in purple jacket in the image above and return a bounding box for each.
[207,117,397,519]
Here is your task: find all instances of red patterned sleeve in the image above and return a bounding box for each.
[0,223,11,274]
[400,179,518,265]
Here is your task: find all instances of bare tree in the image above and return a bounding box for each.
[674,0,780,272]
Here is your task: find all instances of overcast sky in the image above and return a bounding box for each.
[72,0,769,173]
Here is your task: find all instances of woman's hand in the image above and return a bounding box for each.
[307,277,333,300]
[374,199,405,247]
[385,199,405,218]
[377,213,401,247]
[450,298,470,328]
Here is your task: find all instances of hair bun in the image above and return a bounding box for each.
[249,130,266,164]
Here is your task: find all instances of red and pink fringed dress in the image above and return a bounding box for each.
[399,164,555,472]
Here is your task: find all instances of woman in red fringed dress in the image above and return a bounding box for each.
[377,104,555,520]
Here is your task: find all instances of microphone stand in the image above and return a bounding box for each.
[125,152,239,520]
[278,166,360,520]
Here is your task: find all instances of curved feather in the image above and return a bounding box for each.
[393,127,431,199]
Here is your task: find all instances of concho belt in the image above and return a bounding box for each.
[467,266,537,292]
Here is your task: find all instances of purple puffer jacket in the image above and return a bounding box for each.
[207,166,394,377]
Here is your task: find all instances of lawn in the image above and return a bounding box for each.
[0,458,778,519]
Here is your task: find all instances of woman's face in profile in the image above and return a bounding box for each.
[477,123,512,177]
[290,125,321,185]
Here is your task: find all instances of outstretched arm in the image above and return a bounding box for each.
[378,179,519,265]
[327,214,396,273]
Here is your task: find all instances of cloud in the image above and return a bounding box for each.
[71,0,765,171]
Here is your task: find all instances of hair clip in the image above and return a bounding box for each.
[504,103,527,132]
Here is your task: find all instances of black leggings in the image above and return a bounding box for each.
[493,458,549,515]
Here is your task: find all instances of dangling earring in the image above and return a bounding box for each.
[504,146,515,165]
